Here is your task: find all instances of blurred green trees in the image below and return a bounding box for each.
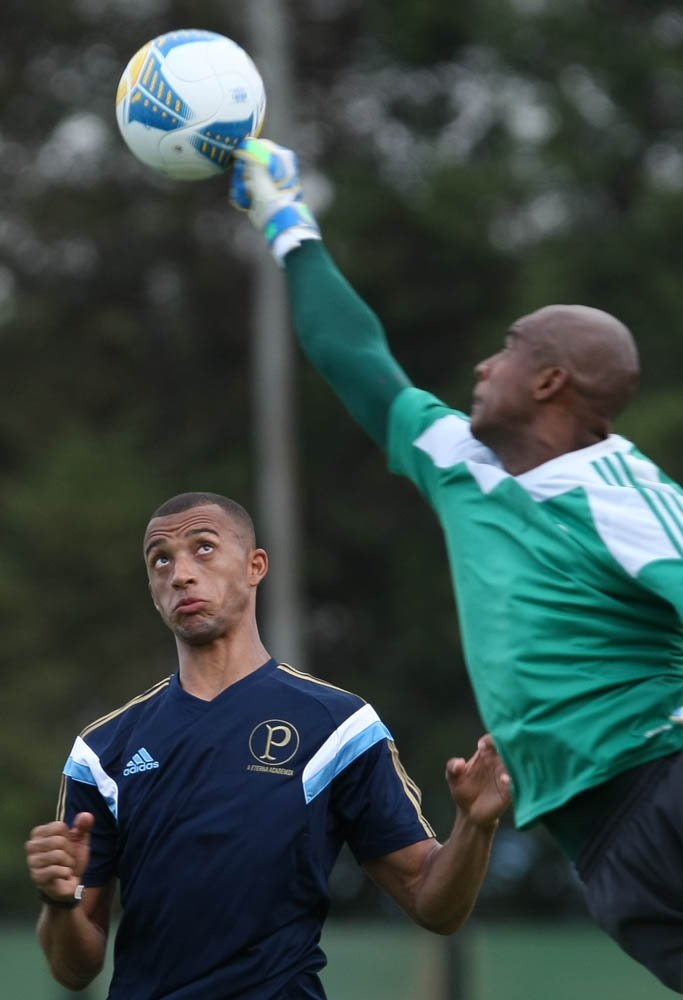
[3,0,682,912]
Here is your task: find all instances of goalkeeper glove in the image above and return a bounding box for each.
[230,138,321,264]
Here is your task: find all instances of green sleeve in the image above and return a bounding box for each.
[284,240,412,449]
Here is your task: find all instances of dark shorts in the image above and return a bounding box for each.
[576,750,683,994]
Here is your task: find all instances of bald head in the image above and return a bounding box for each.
[516,305,640,421]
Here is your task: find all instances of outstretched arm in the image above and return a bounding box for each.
[230,139,412,449]
[285,240,411,448]
[26,812,114,989]
[365,735,511,934]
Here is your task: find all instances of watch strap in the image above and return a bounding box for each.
[38,884,84,909]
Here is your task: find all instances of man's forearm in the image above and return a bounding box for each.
[229,138,412,447]
[284,240,412,448]
[414,814,498,934]
[38,906,107,990]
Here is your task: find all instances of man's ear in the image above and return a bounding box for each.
[250,548,269,586]
[534,366,569,401]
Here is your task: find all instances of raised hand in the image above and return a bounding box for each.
[446,734,512,829]
[229,137,320,261]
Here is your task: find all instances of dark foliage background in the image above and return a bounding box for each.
[2,0,682,917]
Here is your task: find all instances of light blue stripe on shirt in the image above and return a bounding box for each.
[63,735,120,820]
[303,719,391,804]
[63,758,98,786]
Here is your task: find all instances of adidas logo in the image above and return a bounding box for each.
[123,747,160,776]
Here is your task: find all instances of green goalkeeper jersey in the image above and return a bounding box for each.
[285,240,683,832]
[389,387,683,827]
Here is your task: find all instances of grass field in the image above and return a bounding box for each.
[2,919,675,998]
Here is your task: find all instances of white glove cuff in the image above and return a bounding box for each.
[271,227,322,266]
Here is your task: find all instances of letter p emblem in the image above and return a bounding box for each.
[249,719,300,767]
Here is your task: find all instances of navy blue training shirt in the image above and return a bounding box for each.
[59,660,434,999]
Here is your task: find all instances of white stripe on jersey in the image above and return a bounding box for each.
[412,416,682,578]
[64,735,120,820]
[414,414,498,467]
[588,483,681,575]
[302,704,392,804]
[413,415,510,493]
[521,443,683,575]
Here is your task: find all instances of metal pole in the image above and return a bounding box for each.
[446,928,471,999]
[242,1,305,668]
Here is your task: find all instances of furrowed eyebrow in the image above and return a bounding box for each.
[144,527,220,559]
[144,538,163,559]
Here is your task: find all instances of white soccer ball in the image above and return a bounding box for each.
[115,29,266,181]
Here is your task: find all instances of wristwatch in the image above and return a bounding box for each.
[38,884,85,909]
